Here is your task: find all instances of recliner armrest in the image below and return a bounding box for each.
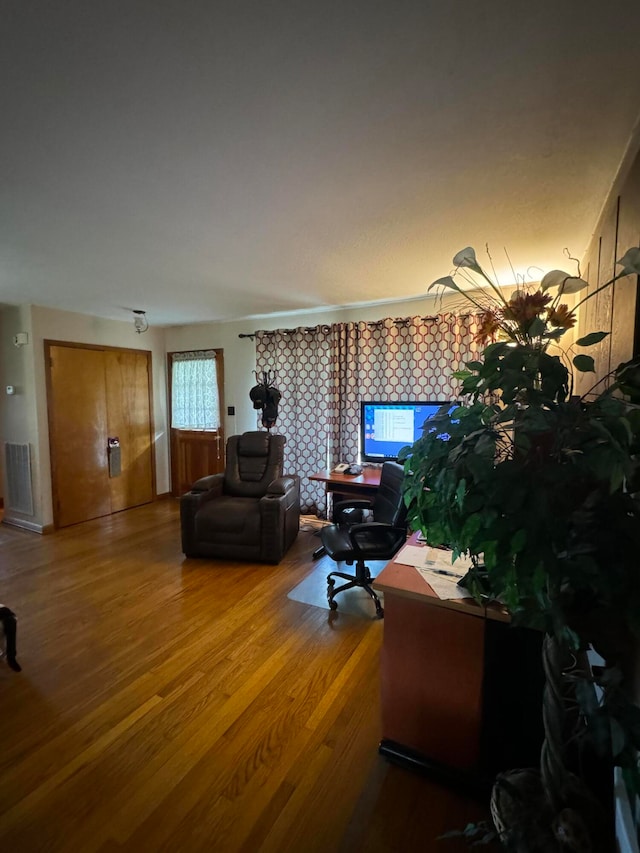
[262,476,300,514]
[266,475,298,496]
[259,475,301,563]
[180,474,225,557]
[188,473,225,495]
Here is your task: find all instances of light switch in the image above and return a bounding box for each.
[6,385,15,395]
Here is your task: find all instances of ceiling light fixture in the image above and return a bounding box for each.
[133,310,149,334]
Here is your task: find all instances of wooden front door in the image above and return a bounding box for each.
[46,343,155,527]
[170,430,224,496]
[168,349,225,497]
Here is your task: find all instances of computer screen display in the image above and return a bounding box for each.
[360,400,450,462]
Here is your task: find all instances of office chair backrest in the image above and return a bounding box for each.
[372,461,407,527]
[225,431,285,498]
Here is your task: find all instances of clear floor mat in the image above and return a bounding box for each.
[287,557,386,618]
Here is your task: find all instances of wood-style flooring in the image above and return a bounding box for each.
[0,501,494,852]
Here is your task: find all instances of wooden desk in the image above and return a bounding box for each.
[373,534,543,792]
[309,468,381,519]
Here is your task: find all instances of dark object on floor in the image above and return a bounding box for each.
[180,431,300,563]
[0,605,21,672]
[320,461,407,618]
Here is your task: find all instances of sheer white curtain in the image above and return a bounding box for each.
[171,351,220,430]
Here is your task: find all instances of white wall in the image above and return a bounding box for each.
[0,306,38,524]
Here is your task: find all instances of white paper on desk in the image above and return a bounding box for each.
[394,544,472,573]
[413,567,470,600]
[394,544,473,600]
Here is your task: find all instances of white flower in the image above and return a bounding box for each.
[452,247,481,272]
[540,269,588,294]
[428,275,462,293]
[617,247,640,275]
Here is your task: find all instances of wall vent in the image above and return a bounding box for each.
[5,443,34,516]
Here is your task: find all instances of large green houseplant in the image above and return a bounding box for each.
[400,247,640,851]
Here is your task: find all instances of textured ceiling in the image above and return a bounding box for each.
[2,1,640,326]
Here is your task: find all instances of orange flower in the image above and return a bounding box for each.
[503,291,552,326]
[547,304,576,329]
[475,310,501,343]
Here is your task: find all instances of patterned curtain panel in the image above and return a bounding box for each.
[171,351,220,430]
[255,313,483,516]
[255,327,334,516]
[337,313,484,460]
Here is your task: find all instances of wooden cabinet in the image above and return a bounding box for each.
[373,538,544,790]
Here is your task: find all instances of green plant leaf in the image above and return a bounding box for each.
[576,331,609,347]
[510,528,527,554]
[610,717,627,758]
[543,328,566,340]
[528,317,546,338]
[573,354,595,373]
[452,369,472,380]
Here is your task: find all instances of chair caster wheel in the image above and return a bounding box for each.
[375,606,384,619]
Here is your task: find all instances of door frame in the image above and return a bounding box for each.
[44,340,157,529]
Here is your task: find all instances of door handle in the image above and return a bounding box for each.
[107,437,121,477]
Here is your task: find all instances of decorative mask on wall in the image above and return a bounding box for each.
[249,370,282,430]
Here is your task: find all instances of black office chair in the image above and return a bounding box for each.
[320,461,408,618]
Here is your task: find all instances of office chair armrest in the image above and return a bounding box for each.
[333,498,374,526]
[333,498,373,514]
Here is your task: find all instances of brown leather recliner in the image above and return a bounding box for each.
[180,431,300,563]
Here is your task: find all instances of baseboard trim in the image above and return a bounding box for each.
[378,739,490,800]
[155,491,172,500]
[2,517,47,534]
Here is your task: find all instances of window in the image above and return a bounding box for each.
[171,350,220,430]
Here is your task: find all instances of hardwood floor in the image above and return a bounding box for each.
[0,501,494,852]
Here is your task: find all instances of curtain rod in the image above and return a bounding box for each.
[237,313,472,339]
[239,326,318,339]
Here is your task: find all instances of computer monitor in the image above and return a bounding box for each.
[360,400,450,463]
